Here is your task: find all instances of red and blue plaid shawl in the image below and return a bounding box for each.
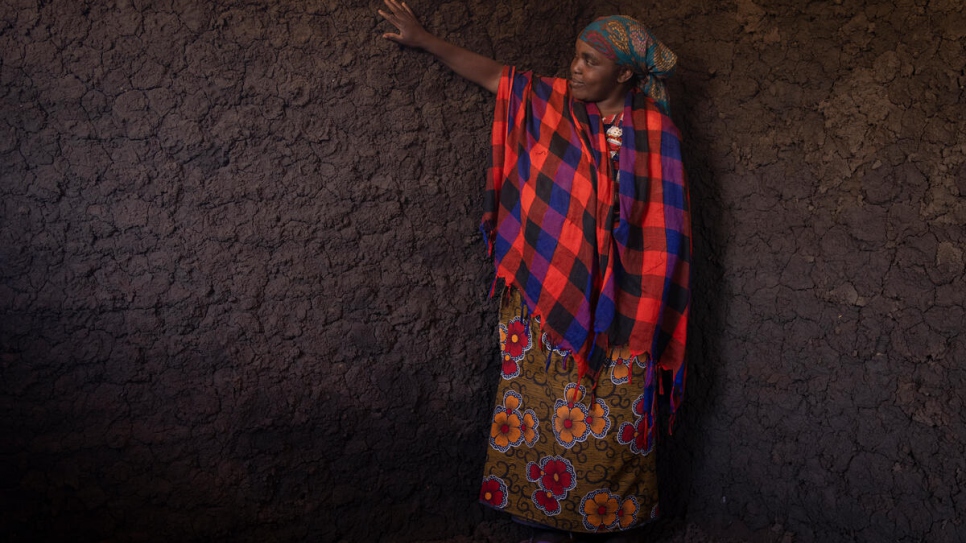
[482,67,691,421]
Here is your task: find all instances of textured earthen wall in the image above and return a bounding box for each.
[1,0,963,542]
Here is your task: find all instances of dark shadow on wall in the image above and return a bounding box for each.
[1,337,503,543]
[655,57,728,524]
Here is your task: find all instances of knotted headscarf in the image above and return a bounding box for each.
[578,15,678,114]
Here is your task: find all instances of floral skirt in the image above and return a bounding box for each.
[479,288,659,534]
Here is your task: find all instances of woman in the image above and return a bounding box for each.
[379,2,691,541]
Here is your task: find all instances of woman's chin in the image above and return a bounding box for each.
[569,84,602,103]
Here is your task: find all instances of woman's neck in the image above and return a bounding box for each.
[597,104,623,117]
[596,85,631,117]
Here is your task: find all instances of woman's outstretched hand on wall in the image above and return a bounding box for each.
[377,0,502,93]
[378,0,432,49]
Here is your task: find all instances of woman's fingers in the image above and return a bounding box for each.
[377,3,395,25]
[385,0,418,26]
[379,0,409,28]
[378,0,428,47]
[384,0,406,19]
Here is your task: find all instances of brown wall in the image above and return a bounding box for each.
[1,0,963,541]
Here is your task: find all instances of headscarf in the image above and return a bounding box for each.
[578,16,678,114]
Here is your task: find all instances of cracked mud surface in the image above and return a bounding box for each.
[1,0,964,541]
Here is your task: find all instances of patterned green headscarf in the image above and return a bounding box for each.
[578,15,678,114]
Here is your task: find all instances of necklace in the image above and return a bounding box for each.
[603,111,624,161]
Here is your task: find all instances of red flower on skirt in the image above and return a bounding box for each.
[617,416,652,456]
[632,394,647,417]
[480,475,508,508]
[532,489,561,515]
[501,352,520,379]
[527,457,576,497]
[526,455,576,517]
[502,317,532,360]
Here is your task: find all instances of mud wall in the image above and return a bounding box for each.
[1,0,964,542]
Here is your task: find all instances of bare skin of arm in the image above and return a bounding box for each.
[378,0,503,94]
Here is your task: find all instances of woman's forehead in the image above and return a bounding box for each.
[575,39,615,64]
[574,39,594,54]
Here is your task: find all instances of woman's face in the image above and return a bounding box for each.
[569,39,632,103]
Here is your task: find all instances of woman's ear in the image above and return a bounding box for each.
[617,67,634,84]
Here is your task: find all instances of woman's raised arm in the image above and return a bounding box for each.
[378,0,503,94]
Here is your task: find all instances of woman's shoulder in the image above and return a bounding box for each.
[502,67,569,99]
[632,92,680,130]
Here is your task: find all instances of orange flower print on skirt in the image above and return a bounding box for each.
[490,390,539,452]
[609,344,646,385]
[480,288,660,534]
[580,489,642,532]
[551,383,612,449]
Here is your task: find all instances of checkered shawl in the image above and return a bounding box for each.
[482,67,691,418]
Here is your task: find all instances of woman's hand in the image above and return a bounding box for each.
[378,0,432,49]
[377,0,502,93]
